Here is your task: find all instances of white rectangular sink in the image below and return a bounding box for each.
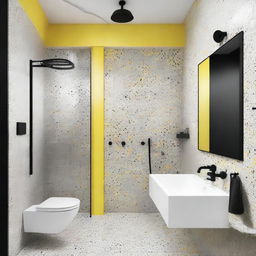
[149,174,229,228]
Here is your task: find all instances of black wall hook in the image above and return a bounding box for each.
[213,30,227,43]
[121,141,126,147]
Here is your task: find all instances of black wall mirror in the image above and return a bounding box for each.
[198,32,244,161]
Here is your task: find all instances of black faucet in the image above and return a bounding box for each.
[197,165,217,173]
[197,165,227,182]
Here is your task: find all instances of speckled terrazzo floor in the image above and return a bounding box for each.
[18,213,199,256]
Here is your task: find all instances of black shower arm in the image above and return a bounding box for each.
[30,59,75,69]
[31,61,45,67]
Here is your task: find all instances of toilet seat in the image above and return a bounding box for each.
[36,197,80,212]
[24,197,80,233]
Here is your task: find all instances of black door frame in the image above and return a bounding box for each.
[0,0,8,255]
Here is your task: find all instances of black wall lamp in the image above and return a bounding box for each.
[29,59,74,175]
[213,30,227,43]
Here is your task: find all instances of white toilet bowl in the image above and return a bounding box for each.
[23,197,80,233]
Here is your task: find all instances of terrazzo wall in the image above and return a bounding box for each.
[9,0,46,255]
[43,49,90,212]
[182,0,256,234]
[105,48,183,212]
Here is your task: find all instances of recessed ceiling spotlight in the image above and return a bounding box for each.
[111,1,134,23]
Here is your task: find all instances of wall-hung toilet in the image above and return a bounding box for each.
[23,197,80,233]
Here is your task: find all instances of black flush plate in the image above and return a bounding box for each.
[176,132,190,139]
[16,122,26,135]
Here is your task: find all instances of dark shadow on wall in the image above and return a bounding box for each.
[241,183,254,229]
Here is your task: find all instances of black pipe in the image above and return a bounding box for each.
[29,60,33,175]
[148,138,152,174]
[0,1,9,252]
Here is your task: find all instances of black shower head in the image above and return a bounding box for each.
[111,1,134,23]
[32,58,75,70]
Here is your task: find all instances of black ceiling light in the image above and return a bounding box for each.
[111,1,134,23]
[213,30,227,43]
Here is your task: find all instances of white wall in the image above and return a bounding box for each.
[9,0,46,255]
[43,49,90,212]
[182,0,256,232]
[8,0,256,255]
[104,48,183,212]
[181,0,256,254]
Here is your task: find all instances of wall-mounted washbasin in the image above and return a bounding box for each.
[149,174,229,228]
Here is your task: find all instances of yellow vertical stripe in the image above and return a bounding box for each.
[198,58,210,151]
[91,47,105,215]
